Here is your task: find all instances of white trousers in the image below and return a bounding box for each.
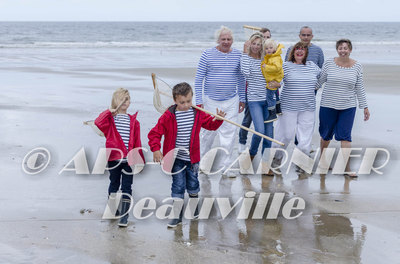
[200,95,239,169]
[272,111,315,158]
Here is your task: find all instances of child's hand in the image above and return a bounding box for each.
[110,109,118,116]
[153,150,163,163]
[213,108,226,121]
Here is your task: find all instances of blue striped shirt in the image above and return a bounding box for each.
[194,47,246,105]
[175,108,194,161]
[114,114,130,151]
[317,58,368,110]
[281,61,321,112]
[240,54,267,102]
[285,44,324,68]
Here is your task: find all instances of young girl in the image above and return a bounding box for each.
[95,88,144,227]
[261,39,284,123]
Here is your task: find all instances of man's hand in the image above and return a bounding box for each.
[153,150,163,163]
[239,102,245,113]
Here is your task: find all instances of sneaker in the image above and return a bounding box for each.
[264,109,278,123]
[118,199,131,228]
[167,217,182,228]
[276,102,282,115]
[238,143,247,154]
[223,170,237,178]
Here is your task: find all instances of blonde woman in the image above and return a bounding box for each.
[240,33,276,169]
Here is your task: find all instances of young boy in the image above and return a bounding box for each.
[148,82,226,227]
[261,39,284,123]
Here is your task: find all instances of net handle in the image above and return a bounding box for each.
[243,25,262,31]
[151,73,284,146]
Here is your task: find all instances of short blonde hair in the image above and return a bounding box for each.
[111,88,130,109]
[215,26,233,43]
[264,39,278,50]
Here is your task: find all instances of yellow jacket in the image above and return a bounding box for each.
[261,43,284,90]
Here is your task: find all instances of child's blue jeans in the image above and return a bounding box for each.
[171,159,200,199]
[266,89,280,110]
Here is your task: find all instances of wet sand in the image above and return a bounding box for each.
[1,63,400,263]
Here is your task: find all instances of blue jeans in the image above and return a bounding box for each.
[266,89,280,110]
[108,161,133,199]
[239,102,252,145]
[248,100,274,156]
[171,159,200,199]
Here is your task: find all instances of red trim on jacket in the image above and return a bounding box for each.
[148,105,223,164]
[94,110,145,163]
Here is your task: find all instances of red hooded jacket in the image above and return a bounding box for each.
[148,105,223,164]
[95,110,144,162]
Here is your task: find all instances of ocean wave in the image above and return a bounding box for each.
[0,41,215,49]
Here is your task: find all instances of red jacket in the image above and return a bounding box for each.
[95,110,144,162]
[148,105,223,164]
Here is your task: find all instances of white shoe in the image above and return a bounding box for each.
[238,144,247,154]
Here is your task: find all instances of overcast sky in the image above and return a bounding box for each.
[0,0,398,22]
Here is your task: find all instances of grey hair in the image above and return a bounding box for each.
[299,26,313,34]
[215,26,233,43]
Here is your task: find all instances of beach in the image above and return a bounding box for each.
[1,22,400,263]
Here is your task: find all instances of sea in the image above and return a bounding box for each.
[1,21,400,69]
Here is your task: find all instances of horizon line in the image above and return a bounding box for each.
[0,20,399,23]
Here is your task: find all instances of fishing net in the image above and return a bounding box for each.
[151,73,175,114]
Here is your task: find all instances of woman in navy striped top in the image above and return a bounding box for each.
[272,42,321,167]
[240,32,275,170]
[316,39,370,177]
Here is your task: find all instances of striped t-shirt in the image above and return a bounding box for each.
[317,58,368,110]
[194,47,246,105]
[285,44,324,68]
[240,54,267,102]
[281,61,321,112]
[114,114,130,151]
[175,108,194,161]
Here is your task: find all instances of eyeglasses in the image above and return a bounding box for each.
[301,34,312,37]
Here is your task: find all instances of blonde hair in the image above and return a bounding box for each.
[264,39,278,50]
[247,32,264,58]
[111,88,130,110]
[215,26,233,43]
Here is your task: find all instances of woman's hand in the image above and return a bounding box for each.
[364,107,370,121]
[268,81,281,89]
[243,40,250,54]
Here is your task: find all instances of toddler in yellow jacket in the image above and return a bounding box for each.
[261,39,284,122]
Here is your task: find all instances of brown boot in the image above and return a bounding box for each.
[250,155,255,161]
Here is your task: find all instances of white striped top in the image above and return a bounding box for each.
[317,58,368,110]
[240,54,267,102]
[281,61,321,112]
[175,108,194,161]
[114,114,130,151]
[194,47,246,105]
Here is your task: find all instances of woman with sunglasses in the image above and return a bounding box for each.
[271,41,321,171]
